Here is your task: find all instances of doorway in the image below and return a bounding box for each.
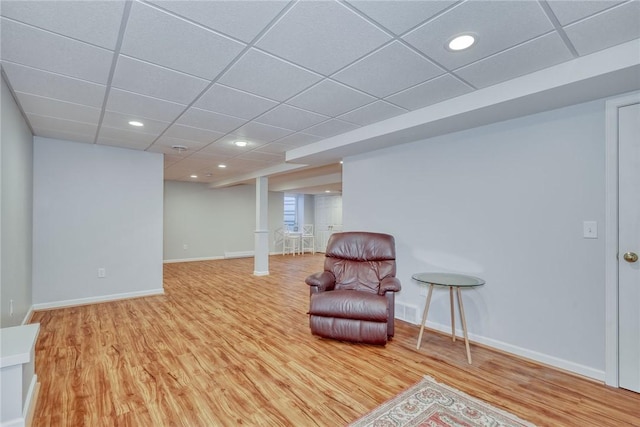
[605,92,640,392]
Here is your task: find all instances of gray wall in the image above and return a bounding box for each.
[1,77,33,326]
[343,98,607,379]
[32,137,164,306]
[164,180,284,261]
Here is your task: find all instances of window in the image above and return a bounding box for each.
[283,194,298,230]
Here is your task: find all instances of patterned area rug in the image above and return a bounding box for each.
[349,376,536,427]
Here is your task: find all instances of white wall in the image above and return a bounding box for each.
[163,180,284,261]
[32,137,164,306]
[343,98,607,379]
[1,77,33,326]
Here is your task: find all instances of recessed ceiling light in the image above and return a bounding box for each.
[190,175,198,179]
[128,120,144,127]
[218,164,227,168]
[234,141,248,147]
[325,190,331,193]
[447,34,476,51]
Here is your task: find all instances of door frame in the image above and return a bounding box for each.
[604,91,640,387]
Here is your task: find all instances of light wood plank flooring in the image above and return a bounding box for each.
[30,255,638,426]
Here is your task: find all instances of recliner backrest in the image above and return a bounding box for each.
[324,232,396,294]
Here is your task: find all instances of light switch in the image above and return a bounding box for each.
[583,221,597,239]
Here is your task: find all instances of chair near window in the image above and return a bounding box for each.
[283,225,301,256]
[301,224,315,255]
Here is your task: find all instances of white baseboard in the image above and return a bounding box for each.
[163,256,224,264]
[400,317,605,381]
[253,270,269,276]
[225,251,254,259]
[32,289,164,311]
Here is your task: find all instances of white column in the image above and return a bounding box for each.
[254,176,269,276]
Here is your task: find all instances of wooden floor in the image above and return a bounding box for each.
[30,255,638,426]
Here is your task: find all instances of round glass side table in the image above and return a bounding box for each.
[412,272,485,364]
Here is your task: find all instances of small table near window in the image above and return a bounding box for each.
[412,272,485,364]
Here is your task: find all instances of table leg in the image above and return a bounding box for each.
[456,287,472,364]
[416,284,434,350]
[450,286,455,342]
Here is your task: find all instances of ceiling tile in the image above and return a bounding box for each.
[194,84,278,120]
[303,119,360,138]
[237,150,283,163]
[98,137,152,151]
[152,135,209,150]
[1,18,113,84]
[163,157,213,172]
[188,150,234,161]
[106,88,186,123]
[121,1,245,79]
[403,0,554,70]
[254,142,290,154]
[385,74,473,110]
[564,1,640,56]
[232,121,293,143]
[146,143,193,156]
[97,126,159,145]
[346,0,456,35]
[163,124,225,144]
[287,79,376,117]
[546,0,626,26]
[338,101,408,126]
[256,1,391,75]
[1,62,106,107]
[177,107,246,134]
[101,111,171,135]
[219,49,322,101]
[16,92,101,124]
[456,33,574,89]
[148,0,289,43]
[31,127,94,145]
[0,0,125,49]
[112,56,210,105]
[333,41,444,98]
[28,113,97,137]
[255,104,328,131]
[225,157,272,171]
[197,139,248,157]
[273,132,323,147]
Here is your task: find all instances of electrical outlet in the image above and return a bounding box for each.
[98,268,106,278]
[183,244,188,250]
[583,221,598,239]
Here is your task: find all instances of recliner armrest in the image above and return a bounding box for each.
[378,276,401,295]
[305,271,336,292]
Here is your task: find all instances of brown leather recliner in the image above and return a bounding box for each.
[305,231,402,345]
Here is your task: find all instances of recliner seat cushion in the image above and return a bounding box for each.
[309,316,388,345]
[309,290,388,322]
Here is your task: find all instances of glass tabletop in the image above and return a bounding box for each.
[412,272,485,287]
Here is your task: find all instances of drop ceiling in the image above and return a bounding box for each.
[1,0,639,193]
